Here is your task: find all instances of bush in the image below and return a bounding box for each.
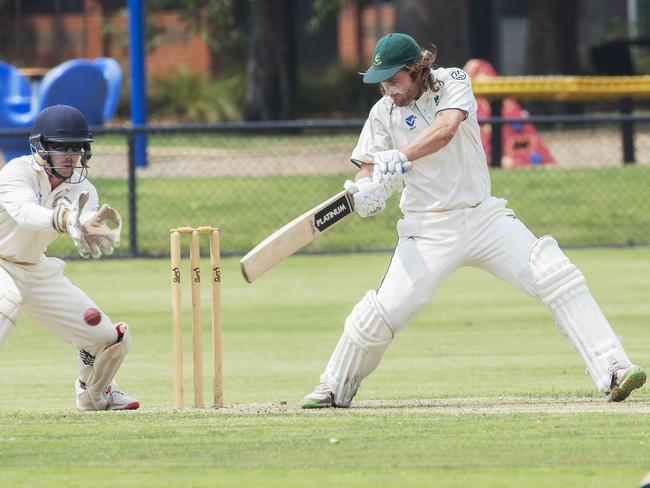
[297,65,380,118]
[148,68,245,122]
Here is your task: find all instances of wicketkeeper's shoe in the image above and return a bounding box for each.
[607,365,646,402]
[104,385,140,410]
[76,379,140,411]
[301,383,335,409]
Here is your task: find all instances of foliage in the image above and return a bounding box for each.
[305,0,340,35]
[297,65,379,118]
[147,68,245,122]
[606,17,633,41]
[151,0,247,56]
[147,0,337,59]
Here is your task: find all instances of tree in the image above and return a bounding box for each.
[525,0,579,75]
[395,0,470,67]
[244,0,296,120]
[150,0,337,120]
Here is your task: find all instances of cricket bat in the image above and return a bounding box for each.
[240,190,354,283]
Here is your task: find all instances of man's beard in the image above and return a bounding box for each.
[391,82,424,107]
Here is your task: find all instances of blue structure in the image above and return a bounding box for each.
[128,0,148,167]
[0,61,31,113]
[39,59,107,125]
[0,59,120,161]
[93,57,123,122]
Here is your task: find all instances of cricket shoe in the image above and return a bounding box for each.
[76,379,140,411]
[607,366,646,402]
[301,382,335,409]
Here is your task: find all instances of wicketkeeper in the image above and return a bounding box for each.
[302,33,646,408]
[0,104,139,411]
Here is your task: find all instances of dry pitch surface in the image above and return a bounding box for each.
[145,396,650,415]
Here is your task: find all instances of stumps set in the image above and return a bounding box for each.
[170,226,222,409]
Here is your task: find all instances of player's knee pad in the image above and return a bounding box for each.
[530,236,630,392]
[78,322,132,406]
[530,235,586,307]
[324,290,394,407]
[0,289,23,347]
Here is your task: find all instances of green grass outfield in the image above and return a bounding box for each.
[1,249,649,486]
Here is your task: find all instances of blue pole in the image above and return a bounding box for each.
[128,0,147,167]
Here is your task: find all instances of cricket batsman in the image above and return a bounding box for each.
[302,33,646,408]
[0,104,139,411]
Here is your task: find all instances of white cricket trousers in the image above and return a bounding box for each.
[377,196,538,332]
[0,256,118,349]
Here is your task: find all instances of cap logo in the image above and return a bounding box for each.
[374,53,382,66]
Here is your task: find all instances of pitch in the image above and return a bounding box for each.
[1,250,649,486]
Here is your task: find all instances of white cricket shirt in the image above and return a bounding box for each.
[351,67,491,213]
[0,156,99,263]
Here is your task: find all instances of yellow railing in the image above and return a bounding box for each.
[471,76,650,100]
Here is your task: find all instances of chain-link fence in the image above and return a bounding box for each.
[2,116,649,259]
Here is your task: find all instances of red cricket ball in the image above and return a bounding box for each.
[83,307,102,326]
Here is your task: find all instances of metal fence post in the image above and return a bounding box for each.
[127,130,138,257]
[490,99,502,168]
[620,97,635,164]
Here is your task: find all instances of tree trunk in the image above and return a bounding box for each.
[244,0,296,121]
[525,0,579,75]
[395,0,470,68]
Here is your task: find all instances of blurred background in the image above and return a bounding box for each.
[0,0,649,258]
[2,0,648,120]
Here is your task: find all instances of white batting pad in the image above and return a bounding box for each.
[78,323,132,409]
[0,290,22,347]
[530,236,630,392]
[323,290,394,407]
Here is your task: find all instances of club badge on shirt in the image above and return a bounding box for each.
[405,114,417,129]
[450,69,467,80]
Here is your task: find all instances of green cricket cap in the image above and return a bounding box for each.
[363,33,422,84]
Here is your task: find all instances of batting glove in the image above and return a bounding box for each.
[374,149,410,175]
[344,177,387,218]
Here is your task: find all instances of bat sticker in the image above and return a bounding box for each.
[314,194,353,232]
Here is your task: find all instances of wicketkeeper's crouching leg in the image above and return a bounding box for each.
[76,322,140,411]
[0,289,22,348]
[302,290,394,408]
[530,236,646,401]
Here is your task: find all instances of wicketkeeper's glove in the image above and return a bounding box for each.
[52,191,122,258]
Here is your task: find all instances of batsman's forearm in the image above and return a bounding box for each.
[355,163,374,181]
[401,123,455,162]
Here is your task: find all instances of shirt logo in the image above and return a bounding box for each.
[450,69,467,80]
[374,53,382,66]
[36,191,43,204]
[405,114,417,128]
[434,95,440,106]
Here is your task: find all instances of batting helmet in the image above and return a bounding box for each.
[30,104,93,166]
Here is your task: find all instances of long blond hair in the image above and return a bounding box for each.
[379,46,443,96]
